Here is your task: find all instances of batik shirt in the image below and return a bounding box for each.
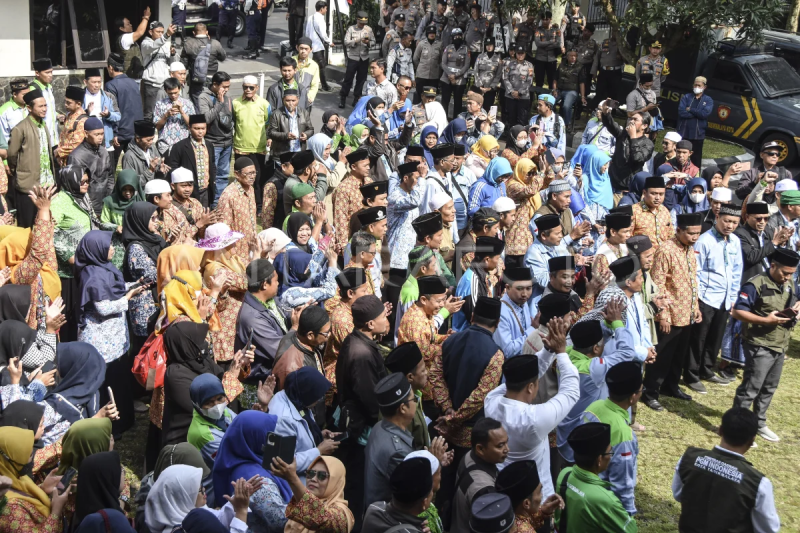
[632,201,674,251]
[127,243,158,337]
[217,181,257,261]
[323,303,353,406]
[651,237,699,327]
[153,97,196,148]
[333,174,372,250]
[286,491,351,531]
[55,110,86,166]
[36,121,54,187]
[505,176,544,255]
[191,138,209,189]
[397,304,449,402]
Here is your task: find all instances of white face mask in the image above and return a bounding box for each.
[516,139,528,148]
[689,192,705,204]
[454,135,464,142]
[693,87,704,95]
[202,402,228,420]
[358,136,368,145]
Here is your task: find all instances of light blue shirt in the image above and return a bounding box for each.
[528,112,566,153]
[451,165,477,232]
[494,293,536,356]
[694,228,743,310]
[524,239,570,310]
[626,292,653,361]
[531,211,579,250]
[387,179,425,269]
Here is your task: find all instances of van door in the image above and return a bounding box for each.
[703,60,761,144]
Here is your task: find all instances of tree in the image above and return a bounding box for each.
[788,0,800,33]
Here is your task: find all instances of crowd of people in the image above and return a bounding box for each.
[0,1,792,533]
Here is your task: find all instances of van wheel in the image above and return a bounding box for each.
[762,132,796,166]
[235,11,246,37]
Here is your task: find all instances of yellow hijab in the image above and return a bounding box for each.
[285,456,354,533]
[201,248,246,288]
[156,244,205,294]
[156,270,204,333]
[0,427,51,517]
[0,228,61,300]
[511,158,542,211]
[471,135,499,163]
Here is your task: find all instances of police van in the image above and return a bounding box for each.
[622,40,800,165]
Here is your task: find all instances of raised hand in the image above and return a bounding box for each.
[601,297,624,323]
[7,357,22,385]
[257,375,277,408]
[45,297,66,333]
[32,365,57,387]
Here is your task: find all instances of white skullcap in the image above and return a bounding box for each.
[429,191,453,212]
[775,179,798,192]
[664,131,682,143]
[171,167,194,184]
[144,179,172,195]
[492,196,517,213]
[169,61,186,72]
[404,450,440,474]
[243,75,258,85]
[711,187,732,202]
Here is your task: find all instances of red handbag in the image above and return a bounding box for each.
[131,333,167,391]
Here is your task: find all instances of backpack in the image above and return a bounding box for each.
[131,332,167,390]
[191,40,213,84]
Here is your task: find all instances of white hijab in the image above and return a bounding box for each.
[145,464,202,533]
[423,102,448,135]
[259,227,292,262]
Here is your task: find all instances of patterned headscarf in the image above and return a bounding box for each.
[575,285,628,326]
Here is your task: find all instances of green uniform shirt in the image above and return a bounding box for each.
[555,465,638,533]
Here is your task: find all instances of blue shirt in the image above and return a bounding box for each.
[494,293,535,356]
[451,165,477,232]
[387,179,425,269]
[625,293,653,361]
[694,228,743,310]
[524,239,570,310]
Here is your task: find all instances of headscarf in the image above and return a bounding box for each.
[308,133,336,171]
[56,418,113,475]
[154,442,211,480]
[506,125,528,156]
[655,163,679,211]
[0,400,45,432]
[483,156,512,186]
[75,509,136,533]
[45,343,106,425]
[156,270,204,332]
[511,158,541,212]
[145,464,203,533]
[0,284,32,323]
[680,177,710,213]
[0,227,61,300]
[423,101,448,134]
[286,212,314,255]
[59,165,94,215]
[258,228,292,261]
[0,319,37,379]
[582,149,614,209]
[201,247,246,299]
[164,321,223,377]
[156,244,205,294]
[212,410,292,504]
[420,124,439,169]
[571,143,598,169]
[0,427,51,516]
[180,508,229,533]
[75,231,127,328]
[701,165,722,191]
[320,111,339,138]
[121,202,167,281]
[388,97,412,139]
[189,373,227,427]
[283,367,331,445]
[471,135,499,163]
[345,95,380,134]
[350,124,369,147]
[284,456,353,533]
[102,168,143,219]
[575,285,629,327]
[74,451,123,527]
[440,118,470,150]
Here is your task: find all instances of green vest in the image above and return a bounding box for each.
[555,466,638,533]
[741,273,796,352]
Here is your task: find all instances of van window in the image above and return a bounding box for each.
[748,58,800,97]
[709,61,750,92]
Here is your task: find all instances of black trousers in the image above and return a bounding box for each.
[289,14,305,49]
[337,440,366,532]
[14,189,38,228]
[440,82,465,119]
[246,10,261,42]
[59,276,79,343]
[100,354,135,436]
[592,68,622,108]
[340,57,369,99]
[689,138,704,168]
[235,152,267,213]
[505,96,531,128]
[685,300,729,383]
[436,445,469,531]
[218,8,237,40]
[385,267,406,342]
[483,89,498,111]
[111,138,131,171]
[313,50,329,88]
[643,325,691,401]
[413,78,439,104]
[258,6,270,47]
[534,59,557,89]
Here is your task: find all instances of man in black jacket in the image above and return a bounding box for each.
[181,23,227,107]
[599,100,654,200]
[734,201,784,283]
[288,0,306,50]
[197,72,234,207]
[67,117,114,216]
[105,52,144,170]
[165,114,217,207]
[266,89,314,157]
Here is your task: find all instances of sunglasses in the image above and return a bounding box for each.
[398,84,412,90]
[307,469,329,482]
[763,151,780,157]
[243,85,256,90]
[751,216,769,222]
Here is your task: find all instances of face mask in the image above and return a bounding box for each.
[689,192,705,204]
[377,111,388,123]
[428,36,436,44]
[358,136,368,145]
[552,164,562,173]
[202,402,228,420]
[516,139,528,148]
[693,87,704,95]
[455,135,464,142]
[453,38,464,47]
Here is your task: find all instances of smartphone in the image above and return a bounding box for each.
[545,150,556,167]
[244,327,255,355]
[318,233,334,251]
[127,280,149,291]
[108,387,116,406]
[262,432,297,469]
[333,431,349,442]
[575,163,582,171]
[59,467,77,494]
[8,209,16,215]
[776,308,797,319]
[489,105,497,117]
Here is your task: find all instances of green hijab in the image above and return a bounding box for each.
[103,169,144,218]
[57,418,112,474]
[153,442,211,480]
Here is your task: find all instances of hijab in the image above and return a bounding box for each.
[571,143,598,169]
[511,158,541,212]
[75,231,127,328]
[388,97,412,139]
[154,442,211,480]
[180,508,229,533]
[102,169,144,219]
[164,321,223,377]
[320,110,339,138]
[482,156,512,187]
[440,118,470,150]
[45,342,106,425]
[74,451,123,528]
[145,464,203,533]
[284,455,353,533]
[74,509,135,533]
[59,165,94,215]
[583,149,614,209]
[506,125,528,156]
[308,133,336,171]
[0,284,32,323]
[0,427,51,516]
[258,228,292,262]
[156,270,204,332]
[284,367,331,445]
[189,373,228,427]
[156,244,205,294]
[121,202,167,281]
[212,410,292,504]
[0,227,61,300]
[345,95,378,134]
[350,124,369,147]
[701,165,722,191]
[420,124,439,169]
[471,135,499,163]
[57,418,112,475]
[680,177,710,213]
[277,213,315,290]
[0,319,37,381]
[286,212,314,255]
[655,163,679,211]
[423,102,448,134]
[0,400,45,432]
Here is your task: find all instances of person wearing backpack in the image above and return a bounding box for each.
[106,52,145,169]
[181,23,227,109]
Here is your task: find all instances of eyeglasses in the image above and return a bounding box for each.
[402,395,419,406]
[317,330,331,338]
[763,151,780,157]
[243,85,256,90]
[752,216,769,222]
[239,170,258,177]
[398,84,412,90]
[306,469,330,482]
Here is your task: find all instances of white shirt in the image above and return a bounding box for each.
[84,91,103,117]
[672,446,780,533]
[120,32,135,51]
[305,12,331,53]
[483,349,580,501]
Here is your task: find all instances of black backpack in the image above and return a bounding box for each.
[191,40,212,84]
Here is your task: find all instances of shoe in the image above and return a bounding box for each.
[260,45,269,51]
[644,399,664,411]
[757,427,780,442]
[686,381,707,394]
[338,95,346,109]
[133,400,149,413]
[719,367,738,380]
[227,38,235,49]
[663,389,693,401]
[322,85,333,92]
[704,374,731,385]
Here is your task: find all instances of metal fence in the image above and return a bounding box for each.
[586,0,630,30]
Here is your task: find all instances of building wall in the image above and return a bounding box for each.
[0,1,35,78]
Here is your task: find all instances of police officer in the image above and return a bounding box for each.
[393,0,421,39]
[340,11,375,108]
[635,40,670,94]
[440,28,470,119]
[514,11,536,59]
[243,0,262,58]
[503,43,534,127]
[412,86,437,129]
[473,36,503,110]
[388,32,415,84]
[383,13,405,57]
[561,1,586,50]
[534,10,563,90]
[413,26,443,104]
[575,23,599,80]
[442,0,471,49]
[218,0,239,48]
[465,2,493,68]
[591,32,625,108]
[731,248,800,443]
[415,0,448,43]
